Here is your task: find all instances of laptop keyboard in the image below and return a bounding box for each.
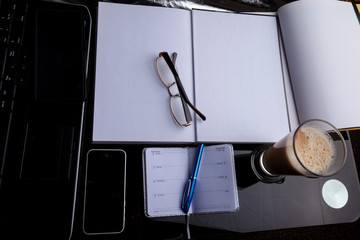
[0,1,28,175]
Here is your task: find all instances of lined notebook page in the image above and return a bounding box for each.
[143,144,238,217]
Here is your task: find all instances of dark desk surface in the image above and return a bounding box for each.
[115,130,360,240]
[2,0,359,239]
[81,1,360,239]
[13,0,353,239]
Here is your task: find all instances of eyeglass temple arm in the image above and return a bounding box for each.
[172,53,193,123]
[172,68,206,121]
[161,52,206,121]
[173,69,206,121]
[185,97,206,121]
[180,92,193,123]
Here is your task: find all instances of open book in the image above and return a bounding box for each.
[142,144,238,217]
[93,0,360,143]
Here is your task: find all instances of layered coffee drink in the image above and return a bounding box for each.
[260,119,346,177]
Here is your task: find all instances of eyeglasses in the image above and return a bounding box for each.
[156,51,206,126]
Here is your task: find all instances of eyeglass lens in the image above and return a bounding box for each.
[157,55,190,126]
[157,56,176,87]
[170,95,189,126]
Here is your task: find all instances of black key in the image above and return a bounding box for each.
[0,47,6,75]
[0,82,15,113]
[0,25,9,40]
[0,111,11,176]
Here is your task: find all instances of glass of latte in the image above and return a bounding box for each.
[251,119,347,183]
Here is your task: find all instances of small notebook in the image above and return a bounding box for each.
[142,144,239,217]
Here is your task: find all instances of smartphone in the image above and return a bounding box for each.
[83,149,126,235]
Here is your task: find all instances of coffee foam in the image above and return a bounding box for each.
[294,126,334,174]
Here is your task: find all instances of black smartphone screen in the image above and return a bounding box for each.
[83,150,126,234]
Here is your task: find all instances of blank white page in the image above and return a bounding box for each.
[192,10,290,143]
[278,0,360,129]
[93,3,195,142]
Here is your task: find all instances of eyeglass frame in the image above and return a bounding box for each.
[156,51,206,126]
[157,52,192,126]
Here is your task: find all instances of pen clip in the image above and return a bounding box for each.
[191,144,204,177]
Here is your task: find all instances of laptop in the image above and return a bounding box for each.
[0,0,92,238]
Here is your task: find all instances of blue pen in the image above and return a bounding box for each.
[181,144,204,213]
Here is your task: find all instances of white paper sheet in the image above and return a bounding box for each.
[192,10,290,142]
[93,2,195,142]
[278,0,360,129]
